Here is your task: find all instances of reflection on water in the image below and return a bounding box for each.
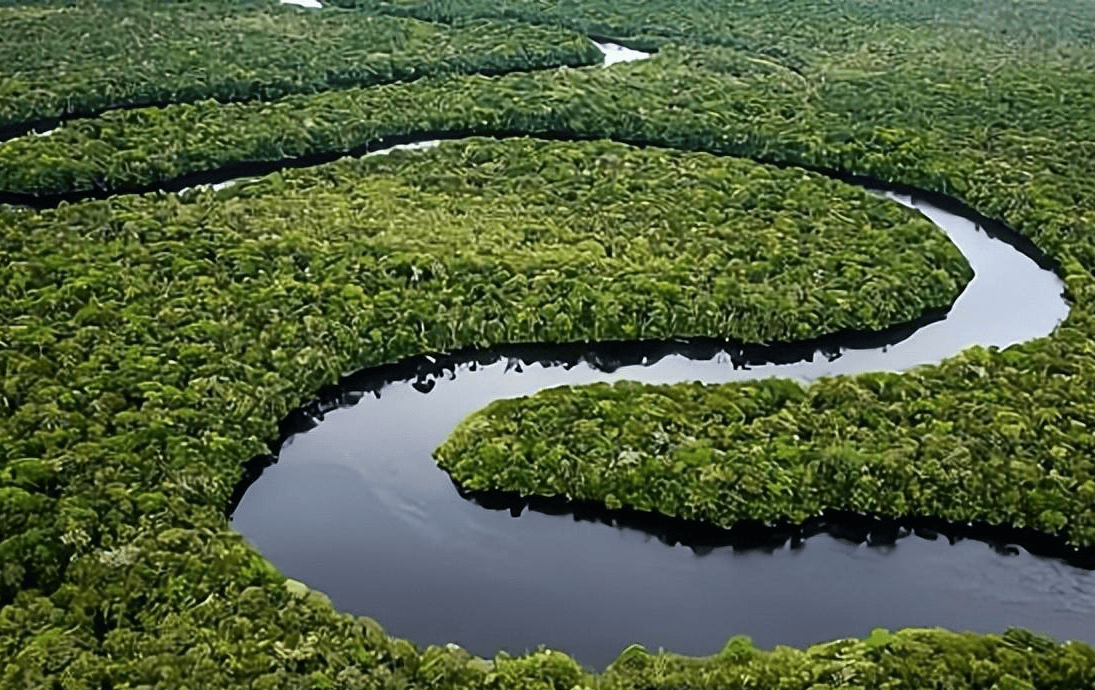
[231,187,1079,669]
[593,41,653,66]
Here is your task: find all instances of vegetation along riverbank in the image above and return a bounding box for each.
[3,0,1095,687]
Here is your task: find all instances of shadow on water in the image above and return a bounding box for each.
[458,487,1095,569]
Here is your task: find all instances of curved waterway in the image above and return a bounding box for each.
[230,166,1083,668]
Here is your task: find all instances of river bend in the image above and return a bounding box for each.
[230,146,1081,667]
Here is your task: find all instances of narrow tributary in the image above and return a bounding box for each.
[230,165,1082,667]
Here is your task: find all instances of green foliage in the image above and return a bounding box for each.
[0,0,600,130]
[4,34,1094,205]
[600,628,1095,690]
[338,0,1095,59]
[0,137,968,368]
[437,363,1095,541]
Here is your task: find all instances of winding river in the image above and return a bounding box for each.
[227,41,1087,669]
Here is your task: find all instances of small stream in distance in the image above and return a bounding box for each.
[229,165,1083,668]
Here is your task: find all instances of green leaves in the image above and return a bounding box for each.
[0,1,601,132]
[601,628,1095,690]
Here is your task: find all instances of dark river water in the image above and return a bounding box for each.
[230,174,1084,667]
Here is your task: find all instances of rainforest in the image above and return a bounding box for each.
[2,0,1095,688]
